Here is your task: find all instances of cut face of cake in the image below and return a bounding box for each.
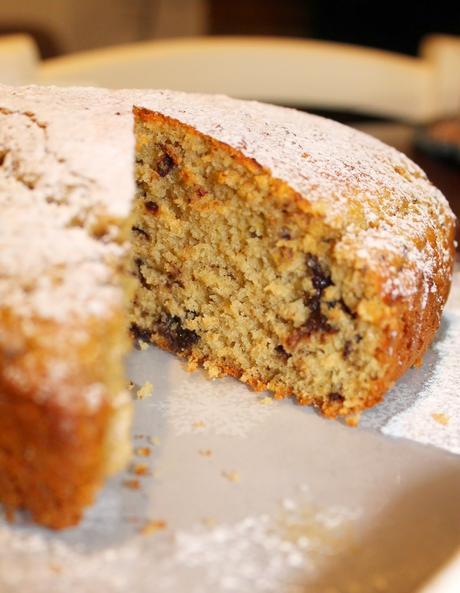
[0,86,455,528]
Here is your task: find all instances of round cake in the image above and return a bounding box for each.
[0,85,455,528]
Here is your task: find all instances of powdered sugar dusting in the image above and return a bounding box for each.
[380,269,460,453]
[0,496,361,593]
[0,84,455,409]
[1,84,454,324]
[151,374,274,438]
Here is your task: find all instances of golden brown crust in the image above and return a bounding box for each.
[0,308,130,528]
[0,384,109,528]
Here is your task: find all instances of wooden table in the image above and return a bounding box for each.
[355,123,460,254]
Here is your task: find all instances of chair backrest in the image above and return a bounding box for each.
[421,34,460,118]
[0,34,39,85]
[37,36,438,123]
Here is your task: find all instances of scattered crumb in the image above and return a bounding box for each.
[123,479,141,490]
[131,463,150,476]
[258,396,273,405]
[345,413,361,427]
[48,562,63,574]
[149,435,161,445]
[136,381,153,399]
[431,412,450,426]
[138,340,149,351]
[186,359,199,372]
[198,449,213,457]
[192,420,206,430]
[135,447,151,457]
[202,516,217,528]
[139,519,167,536]
[127,381,135,391]
[222,470,240,483]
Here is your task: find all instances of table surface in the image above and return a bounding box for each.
[354,123,460,254]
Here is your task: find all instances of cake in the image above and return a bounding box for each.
[0,85,455,528]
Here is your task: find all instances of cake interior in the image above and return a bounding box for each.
[129,108,387,416]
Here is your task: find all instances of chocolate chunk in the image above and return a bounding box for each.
[134,257,152,289]
[328,392,344,403]
[326,299,355,318]
[306,254,332,292]
[286,291,337,349]
[130,323,152,346]
[279,227,291,240]
[157,314,199,353]
[275,344,291,360]
[303,308,336,336]
[339,298,355,318]
[145,201,159,214]
[156,153,175,177]
[343,340,352,359]
[132,225,150,239]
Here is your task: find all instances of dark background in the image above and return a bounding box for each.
[209,0,460,56]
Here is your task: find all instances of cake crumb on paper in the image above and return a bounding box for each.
[258,396,273,406]
[345,413,361,427]
[149,435,161,446]
[431,412,450,426]
[48,562,63,574]
[123,479,141,490]
[135,447,151,457]
[138,340,149,351]
[192,420,206,430]
[140,519,167,536]
[222,470,240,483]
[202,516,218,528]
[127,381,135,391]
[136,381,153,399]
[198,449,213,457]
[131,463,149,476]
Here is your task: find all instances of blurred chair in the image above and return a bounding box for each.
[37,36,438,123]
[421,34,460,118]
[0,34,39,85]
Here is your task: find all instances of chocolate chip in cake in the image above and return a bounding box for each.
[134,257,152,289]
[303,308,336,336]
[157,314,199,353]
[343,340,352,359]
[132,225,150,239]
[279,227,291,240]
[306,254,332,292]
[339,298,355,318]
[275,344,291,360]
[144,201,159,214]
[156,153,175,177]
[130,323,152,346]
[328,392,344,403]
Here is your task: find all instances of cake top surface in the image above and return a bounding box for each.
[0,85,455,327]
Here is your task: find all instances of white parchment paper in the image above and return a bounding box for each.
[0,267,459,593]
